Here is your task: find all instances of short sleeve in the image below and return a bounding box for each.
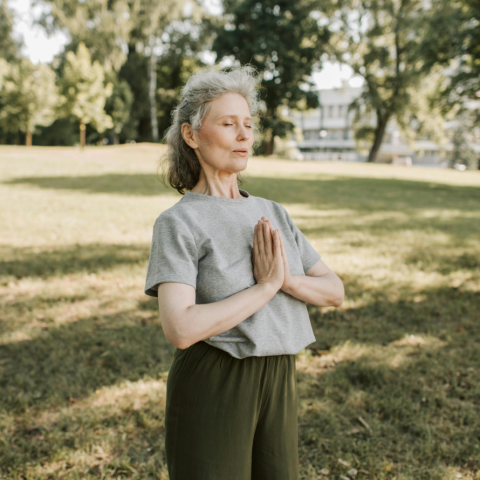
[281,205,321,273]
[144,213,198,297]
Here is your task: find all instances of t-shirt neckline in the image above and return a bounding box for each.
[183,189,251,205]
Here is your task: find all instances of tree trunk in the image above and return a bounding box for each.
[263,129,275,156]
[80,122,86,149]
[26,128,32,147]
[149,34,158,143]
[367,113,389,162]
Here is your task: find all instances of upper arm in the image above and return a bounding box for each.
[157,282,196,346]
[279,204,321,273]
[305,257,334,277]
[144,212,198,347]
[144,212,198,297]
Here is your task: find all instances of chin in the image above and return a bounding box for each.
[232,159,248,172]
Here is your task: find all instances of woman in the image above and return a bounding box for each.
[144,66,344,480]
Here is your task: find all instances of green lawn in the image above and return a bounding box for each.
[1,144,479,479]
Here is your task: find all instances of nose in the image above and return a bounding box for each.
[237,124,250,142]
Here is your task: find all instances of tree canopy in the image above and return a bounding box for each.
[0,58,58,146]
[58,43,113,147]
[212,0,331,154]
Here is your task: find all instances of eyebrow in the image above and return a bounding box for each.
[217,115,253,122]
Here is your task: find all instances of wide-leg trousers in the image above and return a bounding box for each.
[165,340,299,480]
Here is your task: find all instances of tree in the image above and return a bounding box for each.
[36,0,132,72]
[37,0,198,143]
[212,0,330,155]
[422,0,480,102]
[127,0,195,143]
[326,0,448,162]
[0,0,21,62]
[0,58,58,146]
[58,43,113,148]
[105,77,134,144]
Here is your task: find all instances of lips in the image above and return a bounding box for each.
[233,149,248,153]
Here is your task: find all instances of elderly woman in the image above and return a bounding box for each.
[144,66,344,480]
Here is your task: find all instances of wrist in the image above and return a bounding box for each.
[282,275,300,296]
[257,281,280,298]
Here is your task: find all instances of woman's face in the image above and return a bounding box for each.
[184,92,255,174]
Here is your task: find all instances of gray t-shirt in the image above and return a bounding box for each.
[144,188,321,359]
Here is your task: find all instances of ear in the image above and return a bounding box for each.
[181,123,199,149]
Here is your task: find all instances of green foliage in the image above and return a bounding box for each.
[33,118,79,146]
[105,76,134,141]
[155,28,207,139]
[212,0,330,154]
[117,26,207,143]
[118,50,151,142]
[0,0,21,62]
[58,43,113,132]
[37,0,132,72]
[0,58,58,135]
[328,0,452,162]
[422,0,480,101]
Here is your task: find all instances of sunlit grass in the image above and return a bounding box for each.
[1,144,479,479]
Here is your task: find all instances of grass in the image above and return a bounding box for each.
[0,143,479,479]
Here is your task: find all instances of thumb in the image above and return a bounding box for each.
[273,230,282,258]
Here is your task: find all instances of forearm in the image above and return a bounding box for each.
[283,272,344,307]
[177,283,277,348]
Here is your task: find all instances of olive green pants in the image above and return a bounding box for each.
[165,340,299,480]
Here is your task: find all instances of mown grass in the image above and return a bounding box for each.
[1,144,479,479]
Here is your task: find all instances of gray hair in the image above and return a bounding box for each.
[158,65,261,194]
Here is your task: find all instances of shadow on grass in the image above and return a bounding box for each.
[0,300,175,415]
[0,244,150,281]
[0,282,478,477]
[296,282,480,477]
[4,173,175,197]
[4,174,480,213]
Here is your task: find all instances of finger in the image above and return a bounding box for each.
[253,223,260,259]
[263,221,273,258]
[265,219,274,236]
[257,219,265,258]
[279,231,288,266]
[273,229,282,258]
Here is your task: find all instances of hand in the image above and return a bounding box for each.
[259,217,299,294]
[251,218,284,292]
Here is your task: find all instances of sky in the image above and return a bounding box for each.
[9,0,364,91]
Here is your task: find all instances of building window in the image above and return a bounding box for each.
[328,105,334,118]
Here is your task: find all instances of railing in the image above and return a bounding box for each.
[301,151,360,162]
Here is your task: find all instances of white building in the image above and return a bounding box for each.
[288,86,447,167]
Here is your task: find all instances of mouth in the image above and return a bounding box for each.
[233,149,248,156]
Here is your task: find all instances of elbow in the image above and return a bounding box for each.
[174,338,192,350]
[332,295,344,307]
[163,316,194,350]
[331,279,345,307]
[166,327,193,350]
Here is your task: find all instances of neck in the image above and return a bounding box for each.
[190,166,243,199]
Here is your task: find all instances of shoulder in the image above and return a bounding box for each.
[250,195,286,214]
[153,197,196,227]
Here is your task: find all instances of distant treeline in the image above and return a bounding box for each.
[0,0,478,163]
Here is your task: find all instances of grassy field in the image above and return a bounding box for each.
[1,144,479,479]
